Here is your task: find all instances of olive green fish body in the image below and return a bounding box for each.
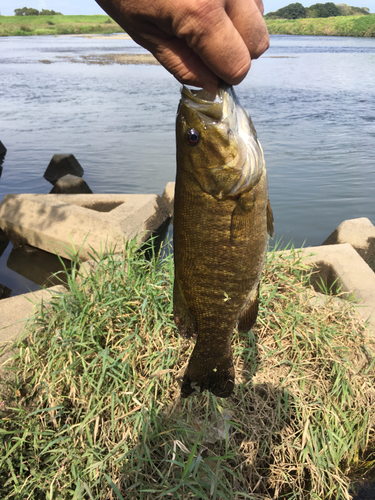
[174,83,273,398]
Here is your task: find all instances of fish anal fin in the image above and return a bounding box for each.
[267,198,274,238]
[238,284,260,332]
[173,279,197,338]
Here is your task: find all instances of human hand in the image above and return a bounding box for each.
[95,0,269,93]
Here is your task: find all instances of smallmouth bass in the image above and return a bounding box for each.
[174,81,274,398]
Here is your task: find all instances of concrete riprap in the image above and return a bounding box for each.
[0,285,66,374]
[0,192,170,261]
[322,217,375,271]
[44,154,84,185]
[300,243,375,339]
[49,174,93,194]
[161,181,175,217]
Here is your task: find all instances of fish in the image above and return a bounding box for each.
[173,81,274,398]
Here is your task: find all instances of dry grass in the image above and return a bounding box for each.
[0,240,374,499]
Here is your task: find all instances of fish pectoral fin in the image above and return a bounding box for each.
[230,191,255,243]
[238,284,260,332]
[267,198,274,238]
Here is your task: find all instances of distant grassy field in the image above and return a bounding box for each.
[0,15,124,36]
[266,13,375,37]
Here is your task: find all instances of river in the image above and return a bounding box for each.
[0,33,375,296]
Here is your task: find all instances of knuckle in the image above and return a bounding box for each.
[225,59,251,85]
[174,0,222,41]
[250,32,270,59]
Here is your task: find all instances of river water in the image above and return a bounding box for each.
[0,34,375,296]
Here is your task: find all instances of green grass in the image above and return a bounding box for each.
[0,239,375,499]
[266,14,375,37]
[0,15,124,37]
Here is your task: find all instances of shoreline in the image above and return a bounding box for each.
[0,13,374,38]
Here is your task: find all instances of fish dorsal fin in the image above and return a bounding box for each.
[267,198,274,238]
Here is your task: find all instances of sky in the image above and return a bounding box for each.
[0,0,373,17]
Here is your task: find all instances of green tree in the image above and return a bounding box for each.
[14,7,39,15]
[306,2,341,17]
[265,2,306,19]
[40,9,62,15]
[336,3,370,15]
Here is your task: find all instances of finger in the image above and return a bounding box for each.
[253,0,265,15]
[225,0,269,60]
[173,1,252,86]
[129,29,219,94]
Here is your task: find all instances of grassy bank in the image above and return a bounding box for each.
[1,239,375,499]
[0,15,124,37]
[1,13,375,38]
[266,14,375,37]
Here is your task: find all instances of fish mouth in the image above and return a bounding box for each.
[181,81,234,123]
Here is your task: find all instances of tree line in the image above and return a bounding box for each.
[265,2,370,19]
[14,7,62,16]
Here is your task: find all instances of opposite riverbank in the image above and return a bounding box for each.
[0,13,374,37]
[0,14,124,37]
[266,13,375,37]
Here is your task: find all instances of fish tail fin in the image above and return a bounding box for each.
[181,348,235,399]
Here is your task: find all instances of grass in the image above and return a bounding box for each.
[0,239,375,499]
[1,14,375,38]
[265,14,375,37]
[0,15,124,37]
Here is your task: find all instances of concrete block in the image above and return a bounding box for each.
[0,285,66,372]
[49,174,93,194]
[0,283,11,300]
[44,154,84,185]
[160,181,175,217]
[0,192,170,261]
[322,217,375,271]
[0,228,9,258]
[0,141,6,156]
[299,243,375,339]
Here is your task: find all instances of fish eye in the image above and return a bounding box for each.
[186,128,200,147]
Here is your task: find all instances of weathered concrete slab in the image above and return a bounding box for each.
[49,174,93,194]
[322,217,375,271]
[161,181,175,217]
[0,285,66,373]
[44,154,83,185]
[0,193,170,261]
[299,243,375,339]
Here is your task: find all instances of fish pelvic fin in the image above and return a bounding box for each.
[267,198,274,238]
[173,279,197,338]
[181,349,235,399]
[238,284,260,332]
